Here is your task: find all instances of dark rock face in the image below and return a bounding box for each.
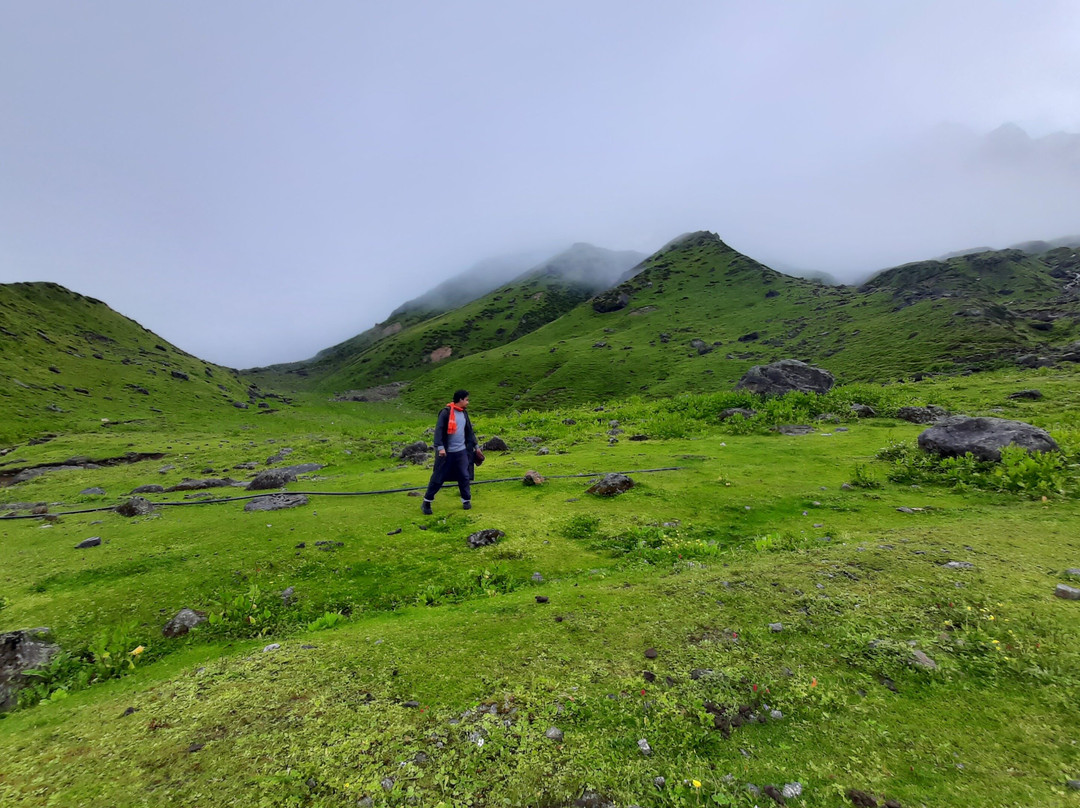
[719,407,756,420]
[162,609,207,638]
[689,339,713,355]
[0,628,59,711]
[398,441,430,464]
[735,359,834,396]
[896,405,948,424]
[115,497,156,517]
[75,537,102,549]
[592,289,630,313]
[1017,354,1053,369]
[244,494,309,512]
[467,529,505,548]
[482,436,509,452]
[587,473,635,496]
[918,416,1060,462]
[171,370,190,381]
[850,403,877,417]
[131,484,165,494]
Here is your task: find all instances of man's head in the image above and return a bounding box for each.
[453,389,469,407]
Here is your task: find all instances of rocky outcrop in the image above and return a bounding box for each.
[592,289,630,313]
[162,609,207,638]
[735,360,834,396]
[115,497,156,517]
[398,442,430,464]
[897,405,948,424]
[467,529,505,549]
[918,416,1060,461]
[1,628,59,710]
[719,408,756,420]
[482,436,509,452]
[244,494,309,512]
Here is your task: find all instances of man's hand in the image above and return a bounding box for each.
[438,448,446,457]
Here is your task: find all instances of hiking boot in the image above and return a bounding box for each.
[421,500,433,515]
[462,500,471,511]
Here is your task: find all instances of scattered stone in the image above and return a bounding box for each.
[643,671,656,682]
[380,777,394,792]
[535,596,549,604]
[850,403,876,417]
[1066,779,1080,791]
[531,572,544,582]
[942,560,974,569]
[75,537,101,549]
[911,650,937,670]
[719,407,756,420]
[243,494,309,512]
[846,789,878,808]
[280,586,295,605]
[523,470,545,486]
[1065,568,1080,578]
[840,482,853,490]
[115,497,156,517]
[467,529,504,549]
[918,416,1059,462]
[232,401,249,409]
[402,700,420,708]
[386,528,402,536]
[689,338,713,355]
[769,622,783,632]
[131,484,165,494]
[397,441,430,464]
[0,628,59,710]
[587,473,635,496]
[171,370,189,381]
[79,487,105,495]
[763,785,786,805]
[1055,584,1080,600]
[482,436,509,452]
[247,469,298,490]
[690,668,714,680]
[187,742,204,753]
[775,424,814,436]
[1007,389,1043,400]
[545,726,564,742]
[735,359,834,396]
[896,405,948,424]
[262,643,280,653]
[644,647,658,659]
[637,738,651,756]
[162,609,207,638]
[167,478,237,492]
[536,446,550,455]
[654,776,666,790]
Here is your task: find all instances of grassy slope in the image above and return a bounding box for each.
[408,235,1079,413]
[1,366,1079,806]
[0,282,267,445]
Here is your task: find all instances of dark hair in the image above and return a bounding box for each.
[453,389,469,403]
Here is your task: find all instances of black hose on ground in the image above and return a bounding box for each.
[0,467,685,520]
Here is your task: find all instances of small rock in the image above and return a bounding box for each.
[644,647,658,659]
[911,649,937,670]
[535,596,549,604]
[115,497,156,517]
[1065,568,1080,578]
[467,529,504,548]
[1055,584,1080,600]
[262,643,280,653]
[244,494,309,512]
[402,700,420,708]
[187,742,204,753]
[162,608,207,638]
[771,709,783,720]
[537,447,549,456]
[637,738,651,756]
[545,726,564,742]
[942,561,974,569]
[1066,779,1080,791]
[653,776,666,790]
[482,436,509,452]
[587,473,635,496]
[380,777,394,792]
[79,487,105,495]
[523,471,545,486]
[75,537,102,549]
[769,622,783,632]
[280,586,295,605]
[846,789,878,807]
[131,484,165,494]
[531,572,544,582]
[896,507,916,514]
[763,784,786,804]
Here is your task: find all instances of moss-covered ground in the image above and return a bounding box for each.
[1,368,1079,806]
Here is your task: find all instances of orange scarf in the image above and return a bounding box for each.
[446,402,466,434]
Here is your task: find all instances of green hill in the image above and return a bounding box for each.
[406,233,1080,411]
[252,244,645,393]
[0,282,270,445]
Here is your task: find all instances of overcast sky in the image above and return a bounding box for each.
[3,2,1079,367]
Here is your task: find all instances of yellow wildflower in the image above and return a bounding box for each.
[692,779,702,789]
[131,646,145,656]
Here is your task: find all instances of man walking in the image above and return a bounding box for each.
[422,389,481,514]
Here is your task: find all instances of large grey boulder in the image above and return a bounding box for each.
[482,436,509,452]
[0,628,59,711]
[398,441,430,464]
[587,473,635,496]
[735,359,834,396]
[918,416,1060,462]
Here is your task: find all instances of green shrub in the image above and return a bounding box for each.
[306,611,346,631]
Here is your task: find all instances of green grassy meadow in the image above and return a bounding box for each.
[2,367,1080,807]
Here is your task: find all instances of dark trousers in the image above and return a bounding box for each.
[424,450,471,502]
